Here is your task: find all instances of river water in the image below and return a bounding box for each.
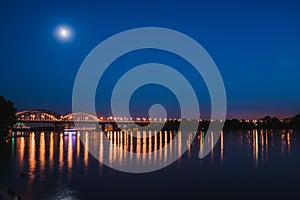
[0,130,299,199]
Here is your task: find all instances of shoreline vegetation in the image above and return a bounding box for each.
[0,96,16,140]
[162,114,300,131]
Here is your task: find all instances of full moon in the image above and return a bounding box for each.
[55,25,73,41]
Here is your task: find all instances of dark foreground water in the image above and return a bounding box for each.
[1,130,300,199]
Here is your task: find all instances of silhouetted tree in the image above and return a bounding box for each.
[0,96,16,134]
[291,114,300,130]
[223,119,254,130]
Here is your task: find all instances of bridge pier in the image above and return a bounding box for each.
[54,122,63,132]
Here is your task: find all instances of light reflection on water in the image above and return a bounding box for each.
[1,129,297,199]
[11,129,295,175]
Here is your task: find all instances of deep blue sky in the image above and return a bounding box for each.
[1,0,300,119]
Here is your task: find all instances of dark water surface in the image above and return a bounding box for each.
[1,130,300,199]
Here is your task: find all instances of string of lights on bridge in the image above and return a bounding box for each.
[15,110,229,123]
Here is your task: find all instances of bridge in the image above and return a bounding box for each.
[15,110,167,131]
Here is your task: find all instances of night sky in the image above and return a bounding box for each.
[1,0,300,119]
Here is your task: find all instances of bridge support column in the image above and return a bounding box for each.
[54,122,63,132]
